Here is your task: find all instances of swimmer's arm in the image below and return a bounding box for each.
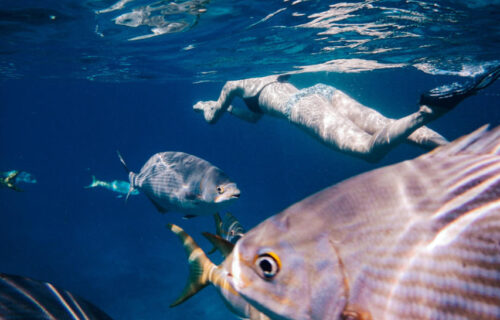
[227,105,262,123]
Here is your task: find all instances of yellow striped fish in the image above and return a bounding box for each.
[169,125,500,320]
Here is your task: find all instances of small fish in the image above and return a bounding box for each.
[168,125,500,320]
[85,175,139,198]
[0,170,22,191]
[0,273,112,319]
[0,170,36,191]
[209,212,246,254]
[118,151,240,217]
[214,212,246,243]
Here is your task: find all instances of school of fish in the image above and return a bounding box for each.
[169,125,500,320]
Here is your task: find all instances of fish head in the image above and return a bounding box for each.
[214,181,240,203]
[201,168,240,204]
[224,213,348,320]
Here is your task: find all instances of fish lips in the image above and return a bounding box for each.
[215,184,241,203]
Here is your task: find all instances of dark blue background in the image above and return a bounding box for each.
[1,67,499,319]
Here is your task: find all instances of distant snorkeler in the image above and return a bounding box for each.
[0,170,37,192]
[194,65,500,162]
[84,175,139,198]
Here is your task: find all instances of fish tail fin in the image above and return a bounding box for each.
[167,224,214,307]
[84,175,98,188]
[125,178,134,203]
[427,124,500,158]
[203,232,235,258]
[116,150,136,202]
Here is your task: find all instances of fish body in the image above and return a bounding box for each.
[119,151,240,217]
[214,212,246,244]
[169,126,500,320]
[85,175,139,197]
[0,273,111,319]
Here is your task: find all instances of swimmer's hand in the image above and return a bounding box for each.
[193,100,218,123]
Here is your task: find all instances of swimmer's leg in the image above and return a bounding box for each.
[366,104,451,162]
[330,90,448,150]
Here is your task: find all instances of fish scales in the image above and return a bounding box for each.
[233,126,500,320]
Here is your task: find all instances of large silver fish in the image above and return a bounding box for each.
[0,273,111,319]
[169,125,500,320]
[118,151,240,217]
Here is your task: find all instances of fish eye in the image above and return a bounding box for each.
[254,252,281,280]
[216,186,224,194]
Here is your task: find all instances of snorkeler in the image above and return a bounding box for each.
[194,66,500,162]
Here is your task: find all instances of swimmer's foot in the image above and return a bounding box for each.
[419,64,500,110]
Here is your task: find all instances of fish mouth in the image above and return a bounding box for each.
[231,191,241,199]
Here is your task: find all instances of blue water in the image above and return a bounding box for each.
[1,1,499,319]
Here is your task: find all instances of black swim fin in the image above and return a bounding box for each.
[420,64,500,109]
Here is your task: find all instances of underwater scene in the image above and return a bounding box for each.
[1,0,500,319]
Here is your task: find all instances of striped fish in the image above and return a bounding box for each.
[118,151,240,218]
[208,212,246,254]
[214,212,246,244]
[0,273,111,319]
[168,125,500,320]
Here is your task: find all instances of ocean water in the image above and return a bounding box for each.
[1,1,499,319]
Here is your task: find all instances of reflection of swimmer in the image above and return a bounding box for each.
[85,175,139,198]
[0,170,37,191]
[194,66,500,162]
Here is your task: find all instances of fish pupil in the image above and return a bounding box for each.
[260,259,273,275]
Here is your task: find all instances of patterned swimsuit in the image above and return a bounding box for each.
[284,83,337,118]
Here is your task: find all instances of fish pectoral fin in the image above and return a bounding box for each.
[144,194,169,213]
[167,224,215,307]
[202,232,234,258]
[184,191,200,201]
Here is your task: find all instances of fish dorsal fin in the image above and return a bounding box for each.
[207,213,223,254]
[167,224,214,307]
[426,124,500,158]
[214,213,223,236]
[202,232,234,258]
